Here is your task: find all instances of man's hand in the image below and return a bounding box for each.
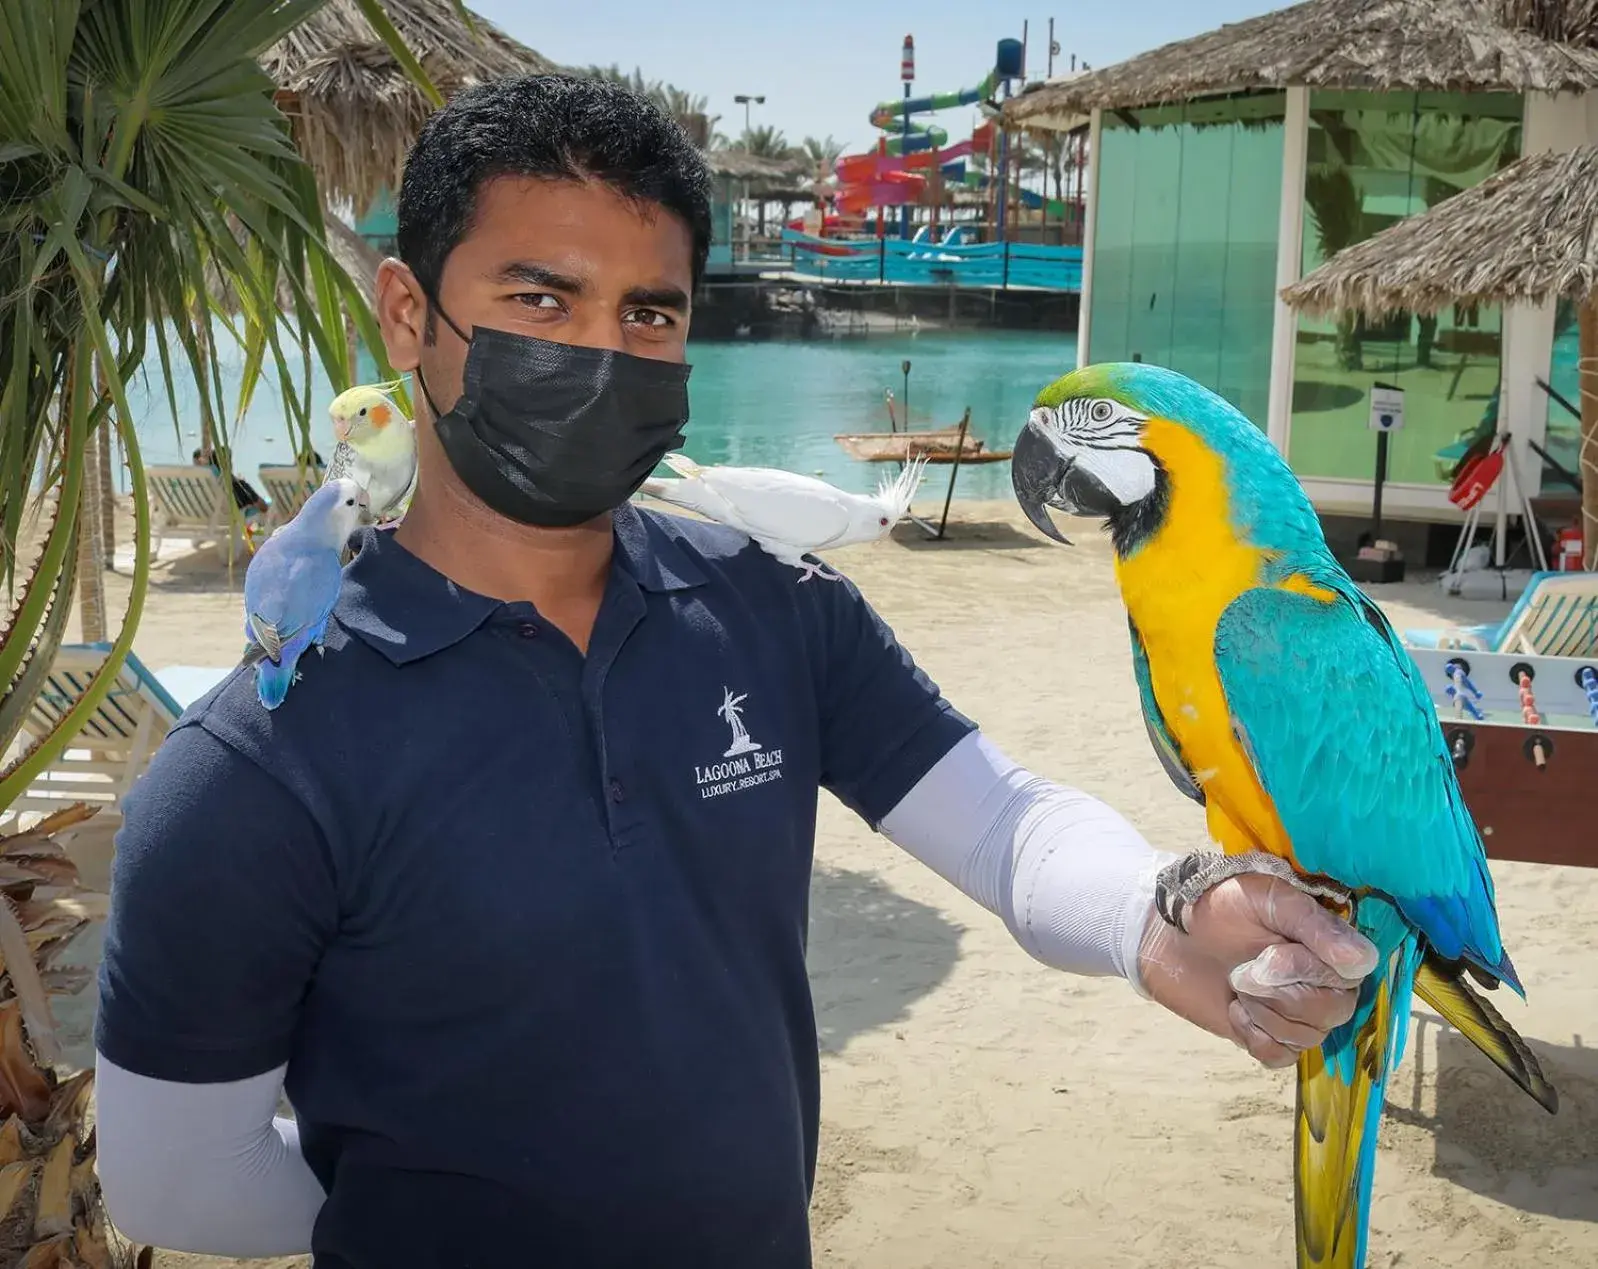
[1135,873,1380,1068]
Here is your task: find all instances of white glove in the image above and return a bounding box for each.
[1136,862,1380,1068]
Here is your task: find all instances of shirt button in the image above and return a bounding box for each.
[518,622,539,639]
[609,779,626,803]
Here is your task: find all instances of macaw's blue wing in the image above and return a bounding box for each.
[1212,575,1510,981]
[1214,576,1556,1112]
[1129,616,1205,805]
[1213,574,1556,1269]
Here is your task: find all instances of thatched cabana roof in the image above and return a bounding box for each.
[703,150,808,182]
[265,0,554,215]
[1281,143,1598,316]
[1005,0,1598,125]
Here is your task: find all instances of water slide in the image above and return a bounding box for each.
[833,128,990,187]
[957,167,1069,217]
[866,72,999,157]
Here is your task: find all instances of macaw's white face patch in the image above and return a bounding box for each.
[1028,398,1158,506]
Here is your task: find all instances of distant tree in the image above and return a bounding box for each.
[800,135,845,174]
[581,65,721,149]
[737,125,797,161]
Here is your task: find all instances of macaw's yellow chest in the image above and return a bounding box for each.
[1111,420,1293,858]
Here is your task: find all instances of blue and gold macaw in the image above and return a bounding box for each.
[1009,363,1557,1269]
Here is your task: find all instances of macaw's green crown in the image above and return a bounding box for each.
[1034,363,1269,461]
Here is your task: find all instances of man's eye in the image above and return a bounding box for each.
[512,293,563,310]
[625,308,672,328]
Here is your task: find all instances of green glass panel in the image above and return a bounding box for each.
[1088,117,1138,371]
[1545,300,1582,493]
[1087,97,1284,428]
[1289,92,1522,484]
[1125,125,1182,368]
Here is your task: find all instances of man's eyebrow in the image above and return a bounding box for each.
[623,284,690,312]
[492,262,586,293]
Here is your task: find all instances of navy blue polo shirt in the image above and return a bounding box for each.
[96,503,974,1268]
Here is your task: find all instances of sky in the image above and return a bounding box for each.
[470,0,1282,158]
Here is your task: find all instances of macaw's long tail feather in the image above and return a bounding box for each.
[661,453,702,479]
[1295,940,1419,1269]
[1413,954,1558,1113]
[638,477,673,500]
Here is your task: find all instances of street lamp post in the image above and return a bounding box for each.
[733,93,765,136]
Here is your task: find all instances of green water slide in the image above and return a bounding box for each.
[869,71,998,157]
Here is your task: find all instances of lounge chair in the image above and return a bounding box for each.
[11,643,185,825]
[258,463,325,532]
[146,464,258,564]
[1403,570,1598,657]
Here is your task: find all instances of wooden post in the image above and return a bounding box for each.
[96,379,115,561]
[76,428,105,644]
[1581,294,1598,570]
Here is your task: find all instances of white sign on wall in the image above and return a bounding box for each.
[1369,386,1405,433]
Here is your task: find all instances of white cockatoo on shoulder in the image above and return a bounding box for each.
[324,382,417,525]
[639,454,927,581]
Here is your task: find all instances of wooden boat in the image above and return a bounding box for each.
[833,409,1010,465]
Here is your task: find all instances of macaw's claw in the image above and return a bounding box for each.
[1155,849,1352,933]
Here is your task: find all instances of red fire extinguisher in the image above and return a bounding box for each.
[1554,523,1585,572]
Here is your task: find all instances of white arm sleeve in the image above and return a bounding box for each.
[879,730,1180,993]
[94,1052,325,1256]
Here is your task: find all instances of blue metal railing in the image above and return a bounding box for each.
[762,230,1082,292]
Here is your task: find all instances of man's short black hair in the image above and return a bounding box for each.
[396,73,713,304]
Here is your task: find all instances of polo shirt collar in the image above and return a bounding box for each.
[337,503,705,666]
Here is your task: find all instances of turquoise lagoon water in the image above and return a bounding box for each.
[118,328,1076,503]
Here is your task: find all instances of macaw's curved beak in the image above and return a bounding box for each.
[1011,421,1074,545]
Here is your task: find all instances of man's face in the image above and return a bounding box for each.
[375,176,695,423]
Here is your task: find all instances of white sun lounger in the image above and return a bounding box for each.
[258,463,325,532]
[146,464,257,564]
[1404,571,1598,658]
[12,643,186,825]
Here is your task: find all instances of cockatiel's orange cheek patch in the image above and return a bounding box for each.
[369,403,392,427]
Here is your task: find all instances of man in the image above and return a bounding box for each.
[94,76,1376,1267]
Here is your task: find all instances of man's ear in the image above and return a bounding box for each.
[375,259,426,372]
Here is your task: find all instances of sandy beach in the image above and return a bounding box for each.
[38,497,1598,1269]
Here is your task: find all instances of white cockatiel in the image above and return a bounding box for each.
[639,453,927,581]
[323,382,418,525]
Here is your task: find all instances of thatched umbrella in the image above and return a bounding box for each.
[703,151,808,183]
[1282,143,1598,566]
[264,0,555,216]
[1004,0,1598,124]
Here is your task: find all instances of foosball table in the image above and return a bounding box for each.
[1406,646,1598,869]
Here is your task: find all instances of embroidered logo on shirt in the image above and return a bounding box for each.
[697,686,784,800]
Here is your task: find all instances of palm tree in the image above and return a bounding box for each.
[0,0,443,1260]
[800,135,845,178]
[736,125,797,162]
[0,805,119,1264]
[580,66,720,147]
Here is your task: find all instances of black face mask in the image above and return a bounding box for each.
[417,305,692,528]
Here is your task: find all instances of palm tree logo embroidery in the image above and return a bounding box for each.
[718,687,763,758]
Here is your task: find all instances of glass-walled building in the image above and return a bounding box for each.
[1014,0,1598,525]
[1087,96,1285,428]
[1287,91,1523,487]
